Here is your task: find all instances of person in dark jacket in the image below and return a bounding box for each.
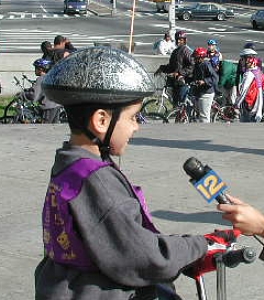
[52,35,77,64]
[32,58,61,123]
[191,47,218,123]
[155,30,194,106]
[40,41,54,61]
[34,46,239,300]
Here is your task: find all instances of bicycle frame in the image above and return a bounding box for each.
[195,245,256,300]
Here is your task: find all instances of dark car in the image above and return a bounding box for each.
[176,2,234,21]
[64,0,88,14]
[251,10,264,29]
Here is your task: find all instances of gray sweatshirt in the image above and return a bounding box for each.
[35,142,207,300]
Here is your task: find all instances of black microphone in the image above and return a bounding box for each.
[183,157,231,204]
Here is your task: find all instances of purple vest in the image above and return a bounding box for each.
[42,158,159,270]
[251,68,263,88]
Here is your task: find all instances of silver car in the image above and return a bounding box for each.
[251,10,264,29]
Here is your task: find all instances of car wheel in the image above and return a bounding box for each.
[216,13,225,21]
[182,12,190,21]
[252,21,258,29]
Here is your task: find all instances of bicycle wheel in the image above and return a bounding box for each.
[140,99,168,124]
[221,106,240,122]
[0,98,21,123]
[166,107,189,124]
[58,107,68,123]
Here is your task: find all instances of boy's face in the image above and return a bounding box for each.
[176,38,186,46]
[35,67,43,76]
[110,102,141,156]
[208,44,216,52]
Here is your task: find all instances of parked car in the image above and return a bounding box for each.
[176,2,234,21]
[251,10,264,29]
[64,0,88,14]
[153,0,183,13]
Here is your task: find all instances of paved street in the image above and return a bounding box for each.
[1,123,264,299]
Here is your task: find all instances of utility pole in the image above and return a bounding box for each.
[111,0,117,14]
[169,0,176,39]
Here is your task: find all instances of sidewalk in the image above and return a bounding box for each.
[88,1,113,16]
[1,123,264,300]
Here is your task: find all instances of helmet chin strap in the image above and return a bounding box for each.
[83,108,122,162]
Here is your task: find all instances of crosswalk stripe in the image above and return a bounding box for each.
[0,10,251,20]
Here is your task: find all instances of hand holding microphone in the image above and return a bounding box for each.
[183,157,264,252]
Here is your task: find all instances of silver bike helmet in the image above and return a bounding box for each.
[240,48,257,57]
[42,46,155,161]
[42,46,155,107]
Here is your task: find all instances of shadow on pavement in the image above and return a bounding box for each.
[131,137,264,156]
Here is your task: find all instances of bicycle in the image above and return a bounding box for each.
[140,74,173,124]
[195,243,256,300]
[140,74,196,124]
[0,75,67,124]
[0,75,38,124]
[210,95,240,123]
[164,82,198,124]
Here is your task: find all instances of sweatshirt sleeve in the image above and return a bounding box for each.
[235,71,254,107]
[69,167,208,287]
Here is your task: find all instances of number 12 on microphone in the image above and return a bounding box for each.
[193,170,227,203]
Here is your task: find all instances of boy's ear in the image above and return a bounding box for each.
[89,109,111,134]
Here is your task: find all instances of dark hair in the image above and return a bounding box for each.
[54,35,65,46]
[164,32,171,39]
[41,41,53,60]
[41,41,52,52]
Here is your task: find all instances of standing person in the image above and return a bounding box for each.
[153,32,176,55]
[34,46,239,300]
[207,39,222,74]
[155,30,194,106]
[191,47,218,123]
[236,44,262,93]
[52,35,77,64]
[40,41,54,61]
[234,50,263,123]
[218,60,237,106]
[33,59,61,123]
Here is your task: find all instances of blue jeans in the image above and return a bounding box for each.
[173,84,190,106]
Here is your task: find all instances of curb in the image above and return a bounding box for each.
[88,2,113,17]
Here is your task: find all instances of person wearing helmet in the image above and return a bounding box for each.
[33,58,61,123]
[34,46,236,300]
[243,43,263,69]
[191,47,219,123]
[206,39,222,73]
[236,46,263,93]
[154,30,194,106]
[234,50,263,122]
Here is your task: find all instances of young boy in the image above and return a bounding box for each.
[191,47,219,123]
[234,49,263,122]
[35,46,239,300]
[33,58,61,123]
